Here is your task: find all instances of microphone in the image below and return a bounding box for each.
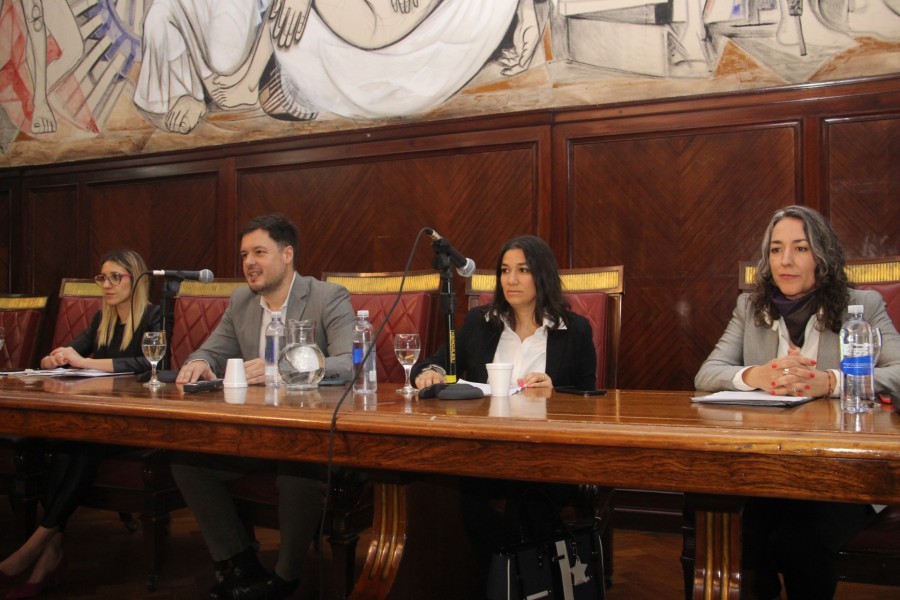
[150,269,214,283]
[424,228,476,277]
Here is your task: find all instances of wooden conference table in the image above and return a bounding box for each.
[0,375,898,599]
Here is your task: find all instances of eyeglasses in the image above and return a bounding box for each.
[94,272,132,286]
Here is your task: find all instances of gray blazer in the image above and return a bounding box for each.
[186,273,355,380]
[695,289,900,393]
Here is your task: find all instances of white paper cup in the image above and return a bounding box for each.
[223,358,248,388]
[485,362,514,397]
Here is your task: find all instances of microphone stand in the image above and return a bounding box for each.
[432,245,458,384]
[159,278,181,371]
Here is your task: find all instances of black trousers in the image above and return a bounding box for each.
[743,498,875,600]
[40,441,126,531]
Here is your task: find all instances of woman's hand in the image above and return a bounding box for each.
[414,369,445,389]
[742,349,831,397]
[518,372,553,389]
[41,347,85,369]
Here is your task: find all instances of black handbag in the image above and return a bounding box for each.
[486,522,606,600]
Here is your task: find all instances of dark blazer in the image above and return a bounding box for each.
[69,305,161,373]
[412,306,596,389]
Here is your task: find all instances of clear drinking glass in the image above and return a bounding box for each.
[142,331,167,387]
[0,326,5,354]
[394,333,420,395]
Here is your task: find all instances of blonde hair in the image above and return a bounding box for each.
[96,250,150,351]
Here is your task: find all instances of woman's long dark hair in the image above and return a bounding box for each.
[750,205,851,333]
[488,235,569,331]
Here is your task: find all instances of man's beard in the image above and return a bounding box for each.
[249,269,286,296]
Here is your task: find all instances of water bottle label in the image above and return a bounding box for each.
[841,355,873,376]
[353,347,364,365]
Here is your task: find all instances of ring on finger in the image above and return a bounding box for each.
[782,368,790,375]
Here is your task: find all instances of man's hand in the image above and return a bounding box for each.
[242,358,267,385]
[176,360,215,384]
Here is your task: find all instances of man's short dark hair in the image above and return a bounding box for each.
[240,214,298,252]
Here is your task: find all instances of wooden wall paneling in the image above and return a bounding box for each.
[824,114,900,259]
[235,126,551,346]
[559,124,799,390]
[25,183,80,357]
[85,174,219,276]
[26,184,80,299]
[0,185,9,293]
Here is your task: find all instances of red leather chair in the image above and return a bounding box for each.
[0,295,48,541]
[465,266,625,585]
[0,294,48,370]
[170,279,247,370]
[48,279,185,590]
[50,279,103,350]
[324,270,440,383]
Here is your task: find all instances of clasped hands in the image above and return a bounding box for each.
[40,347,86,370]
[742,349,833,397]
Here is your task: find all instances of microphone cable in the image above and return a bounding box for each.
[316,227,430,599]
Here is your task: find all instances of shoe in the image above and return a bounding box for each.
[210,571,298,600]
[261,575,299,600]
[5,555,65,600]
[208,563,268,600]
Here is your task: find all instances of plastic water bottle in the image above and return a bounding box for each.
[265,311,285,387]
[352,310,377,393]
[839,305,875,413]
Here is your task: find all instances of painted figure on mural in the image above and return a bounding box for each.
[133,0,548,133]
[0,0,83,135]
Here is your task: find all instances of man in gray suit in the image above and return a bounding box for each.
[174,214,354,600]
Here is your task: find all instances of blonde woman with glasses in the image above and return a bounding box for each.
[1,249,160,599]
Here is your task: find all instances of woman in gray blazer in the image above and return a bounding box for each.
[695,205,900,600]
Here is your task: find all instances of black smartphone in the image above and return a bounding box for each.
[554,386,607,397]
[183,379,224,393]
[319,378,348,387]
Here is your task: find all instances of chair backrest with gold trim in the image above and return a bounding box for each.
[324,271,440,383]
[0,295,48,369]
[51,279,103,350]
[465,266,624,389]
[171,279,248,370]
[739,256,900,326]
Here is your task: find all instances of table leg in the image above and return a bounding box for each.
[682,495,745,600]
[350,475,473,600]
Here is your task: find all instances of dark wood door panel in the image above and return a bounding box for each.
[86,175,219,276]
[28,185,80,298]
[0,188,8,293]
[565,126,798,389]
[826,115,900,259]
[237,147,538,287]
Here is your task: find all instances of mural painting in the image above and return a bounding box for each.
[0,0,898,166]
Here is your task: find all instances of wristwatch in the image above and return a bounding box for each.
[418,364,446,378]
